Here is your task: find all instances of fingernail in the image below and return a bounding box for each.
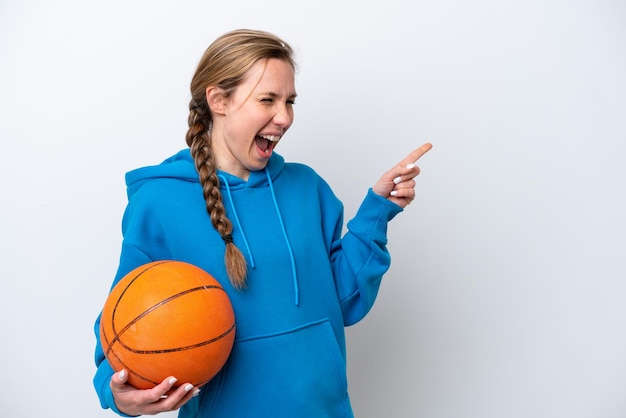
[390,190,398,196]
[119,369,126,379]
[406,163,415,169]
[184,383,194,392]
[169,377,178,385]
[393,176,402,184]
[192,389,201,397]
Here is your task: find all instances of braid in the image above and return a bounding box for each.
[184,29,296,289]
[187,105,248,290]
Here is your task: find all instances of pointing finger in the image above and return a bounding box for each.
[404,143,433,167]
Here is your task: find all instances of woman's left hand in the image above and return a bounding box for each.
[372,143,432,209]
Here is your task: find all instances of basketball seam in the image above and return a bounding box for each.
[105,261,169,357]
[108,285,231,352]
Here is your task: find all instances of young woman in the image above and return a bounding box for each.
[93,28,432,417]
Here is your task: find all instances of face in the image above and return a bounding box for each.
[208,58,296,180]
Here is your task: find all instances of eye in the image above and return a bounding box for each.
[287,99,296,105]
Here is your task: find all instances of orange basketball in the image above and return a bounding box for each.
[99,260,236,389]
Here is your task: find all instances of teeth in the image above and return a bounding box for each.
[259,134,281,142]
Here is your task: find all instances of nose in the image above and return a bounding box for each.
[273,104,293,129]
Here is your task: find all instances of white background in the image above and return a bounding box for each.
[1,1,625,417]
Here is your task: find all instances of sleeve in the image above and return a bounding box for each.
[93,198,156,416]
[331,188,403,326]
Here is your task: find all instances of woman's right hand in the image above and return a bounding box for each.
[110,369,200,416]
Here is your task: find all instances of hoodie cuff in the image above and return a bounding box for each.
[348,189,403,237]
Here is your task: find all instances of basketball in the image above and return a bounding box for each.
[99,260,236,389]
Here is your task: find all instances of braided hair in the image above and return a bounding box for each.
[185,29,295,290]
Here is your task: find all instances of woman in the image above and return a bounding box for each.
[93,28,432,417]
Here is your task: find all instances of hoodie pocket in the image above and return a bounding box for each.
[198,318,350,417]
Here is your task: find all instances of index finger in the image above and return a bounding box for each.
[406,143,433,165]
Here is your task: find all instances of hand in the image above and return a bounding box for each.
[110,369,200,416]
[372,143,432,208]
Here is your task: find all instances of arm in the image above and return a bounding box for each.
[93,211,200,416]
[333,143,432,325]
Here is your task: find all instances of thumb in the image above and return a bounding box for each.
[111,369,128,387]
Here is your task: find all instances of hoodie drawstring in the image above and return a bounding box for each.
[265,168,300,306]
[218,174,255,269]
[218,170,299,306]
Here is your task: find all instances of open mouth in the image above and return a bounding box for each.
[255,134,281,155]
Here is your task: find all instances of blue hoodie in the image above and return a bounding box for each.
[93,149,403,417]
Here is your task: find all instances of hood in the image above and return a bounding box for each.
[125,148,286,197]
[124,148,299,305]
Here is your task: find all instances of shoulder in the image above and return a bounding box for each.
[279,162,342,211]
[283,161,314,174]
[283,162,337,195]
[282,162,326,185]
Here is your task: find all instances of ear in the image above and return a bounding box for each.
[206,87,228,116]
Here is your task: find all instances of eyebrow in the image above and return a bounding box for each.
[261,91,298,99]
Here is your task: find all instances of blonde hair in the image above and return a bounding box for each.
[185,29,295,290]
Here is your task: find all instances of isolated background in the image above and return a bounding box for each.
[1,0,625,417]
